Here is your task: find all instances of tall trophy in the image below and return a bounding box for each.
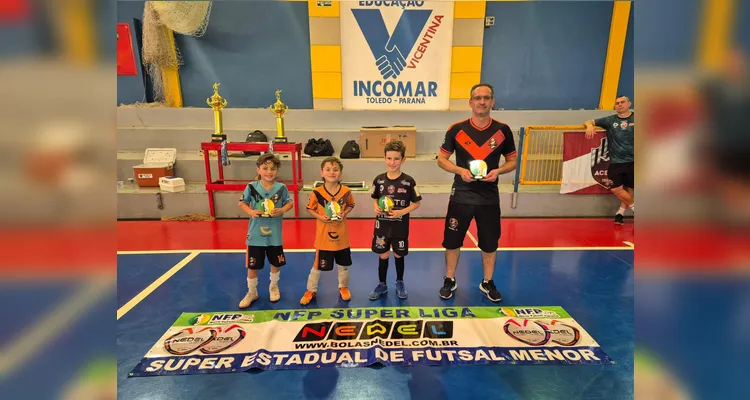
[269,89,290,143]
[207,83,228,142]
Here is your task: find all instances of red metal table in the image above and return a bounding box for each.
[200,142,303,218]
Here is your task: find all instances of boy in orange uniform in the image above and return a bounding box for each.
[300,157,356,305]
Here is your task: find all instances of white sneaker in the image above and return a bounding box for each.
[269,284,280,302]
[239,291,259,309]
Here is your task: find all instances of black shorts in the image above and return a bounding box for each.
[442,201,501,253]
[714,150,750,182]
[246,246,286,270]
[608,162,634,189]
[315,248,352,271]
[371,236,409,257]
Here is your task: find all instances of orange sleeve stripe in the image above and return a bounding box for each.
[504,151,517,158]
[439,147,453,156]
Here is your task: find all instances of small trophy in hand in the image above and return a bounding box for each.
[469,160,488,180]
[326,201,342,221]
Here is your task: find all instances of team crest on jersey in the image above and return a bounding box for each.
[388,185,395,194]
[620,122,628,129]
[489,138,497,150]
[590,137,612,189]
[271,193,280,202]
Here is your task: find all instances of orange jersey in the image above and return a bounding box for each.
[306,185,356,251]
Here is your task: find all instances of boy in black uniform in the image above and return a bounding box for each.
[369,141,422,300]
[437,83,517,302]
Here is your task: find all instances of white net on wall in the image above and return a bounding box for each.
[141,1,213,103]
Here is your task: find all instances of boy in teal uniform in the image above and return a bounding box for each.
[238,154,293,307]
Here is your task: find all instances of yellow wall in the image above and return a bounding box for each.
[450,1,486,110]
[308,1,343,109]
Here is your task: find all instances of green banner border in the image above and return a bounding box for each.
[173,306,571,326]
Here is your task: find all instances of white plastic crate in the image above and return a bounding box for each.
[158,176,185,193]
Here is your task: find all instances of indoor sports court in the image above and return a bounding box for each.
[116,0,636,398]
[117,219,634,399]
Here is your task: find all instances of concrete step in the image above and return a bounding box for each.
[117,127,450,156]
[116,181,614,220]
[117,107,610,131]
[117,151,521,186]
[117,182,456,219]
[116,181,557,195]
[116,107,619,220]
[116,107,611,159]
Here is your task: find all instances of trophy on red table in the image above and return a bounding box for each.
[269,89,291,144]
[207,83,228,143]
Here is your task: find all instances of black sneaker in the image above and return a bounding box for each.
[439,277,457,299]
[479,280,502,302]
[614,214,624,225]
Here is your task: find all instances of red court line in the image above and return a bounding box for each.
[117,218,631,252]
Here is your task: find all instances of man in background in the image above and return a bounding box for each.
[585,96,635,225]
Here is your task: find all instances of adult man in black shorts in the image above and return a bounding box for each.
[436,83,517,302]
[584,96,635,225]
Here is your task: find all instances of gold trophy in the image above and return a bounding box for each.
[269,89,290,143]
[207,83,228,142]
